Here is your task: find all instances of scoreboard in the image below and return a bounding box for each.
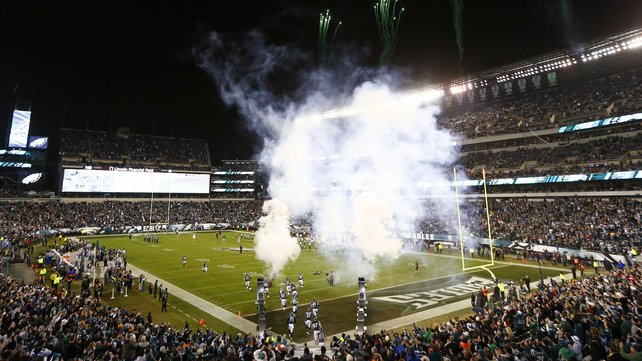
[61,167,210,194]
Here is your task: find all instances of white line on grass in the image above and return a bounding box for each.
[241,264,511,316]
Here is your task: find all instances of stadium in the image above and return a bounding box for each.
[1,2,642,360]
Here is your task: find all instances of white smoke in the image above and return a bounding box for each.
[254,199,300,276]
[196,32,463,277]
[351,191,401,260]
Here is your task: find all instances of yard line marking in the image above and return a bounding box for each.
[242,265,511,316]
[125,262,258,333]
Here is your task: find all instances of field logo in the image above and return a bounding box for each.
[372,276,493,310]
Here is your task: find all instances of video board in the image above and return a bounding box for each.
[8,110,31,148]
[62,168,210,193]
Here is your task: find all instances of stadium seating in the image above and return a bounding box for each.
[344,265,642,361]
[459,132,642,178]
[60,129,211,171]
[5,23,642,361]
[0,200,262,237]
[0,197,639,254]
[438,68,642,182]
[438,69,642,137]
[414,197,642,253]
[1,258,640,360]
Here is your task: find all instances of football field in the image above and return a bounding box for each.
[89,231,562,339]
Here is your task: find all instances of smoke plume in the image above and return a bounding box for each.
[254,199,300,276]
[196,32,462,277]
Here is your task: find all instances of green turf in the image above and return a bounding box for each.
[29,244,241,335]
[85,231,566,340]
[100,285,242,335]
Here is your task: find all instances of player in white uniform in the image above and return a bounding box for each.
[312,319,322,344]
[287,312,296,338]
[202,262,208,273]
[292,295,298,314]
[318,328,326,347]
[298,273,304,288]
[304,308,312,334]
[244,273,252,291]
[280,288,287,310]
[182,256,187,267]
[192,233,196,243]
[311,298,319,318]
[285,278,292,295]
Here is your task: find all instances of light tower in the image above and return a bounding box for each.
[256,277,266,334]
[356,277,367,334]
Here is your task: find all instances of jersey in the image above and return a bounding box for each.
[287,314,296,325]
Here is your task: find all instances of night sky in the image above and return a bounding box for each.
[0,0,640,162]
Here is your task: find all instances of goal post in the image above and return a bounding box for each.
[453,167,495,277]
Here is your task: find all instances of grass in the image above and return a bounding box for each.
[28,243,241,335]
[75,231,566,341]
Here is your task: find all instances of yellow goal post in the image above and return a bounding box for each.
[453,167,496,279]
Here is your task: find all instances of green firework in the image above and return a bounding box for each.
[451,0,464,64]
[318,10,341,65]
[374,0,405,65]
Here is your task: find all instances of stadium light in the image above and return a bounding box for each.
[296,88,443,123]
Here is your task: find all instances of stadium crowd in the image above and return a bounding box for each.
[438,69,642,137]
[459,132,642,175]
[2,254,642,360]
[416,197,642,254]
[0,200,263,237]
[0,197,638,255]
[466,161,641,181]
[0,272,268,361]
[60,129,210,168]
[459,124,642,153]
[338,264,642,361]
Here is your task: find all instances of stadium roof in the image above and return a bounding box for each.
[446,28,642,93]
